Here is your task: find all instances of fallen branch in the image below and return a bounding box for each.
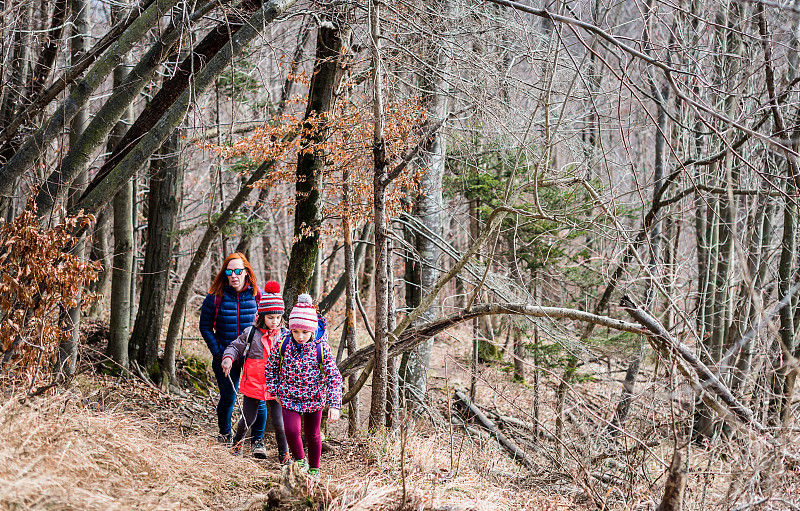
[338,303,646,378]
[620,295,774,443]
[453,389,536,469]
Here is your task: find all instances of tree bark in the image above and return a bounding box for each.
[129,128,184,372]
[0,0,183,200]
[68,0,299,220]
[87,208,112,319]
[56,0,92,376]
[343,217,360,434]
[656,450,686,511]
[282,20,347,311]
[107,182,134,368]
[369,0,389,431]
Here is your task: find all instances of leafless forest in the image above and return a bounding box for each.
[1,0,800,509]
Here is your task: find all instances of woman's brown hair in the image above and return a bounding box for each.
[208,252,259,297]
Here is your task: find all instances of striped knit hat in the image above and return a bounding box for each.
[288,293,318,332]
[258,281,285,315]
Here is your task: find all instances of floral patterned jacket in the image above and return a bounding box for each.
[264,315,343,413]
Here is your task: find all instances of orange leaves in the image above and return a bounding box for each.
[206,94,427,241]
[0,197,100,388]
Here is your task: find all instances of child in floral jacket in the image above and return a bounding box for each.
[265,293,342,477]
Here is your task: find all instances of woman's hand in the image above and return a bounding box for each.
[328,408,340,422]
[221,357,232,376]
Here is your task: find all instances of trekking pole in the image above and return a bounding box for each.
[227,373,257,443]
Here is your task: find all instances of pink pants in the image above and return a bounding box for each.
[282,408,323,469]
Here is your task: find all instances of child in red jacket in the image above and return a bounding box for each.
[265,293,342,477]
[222,281,290,463]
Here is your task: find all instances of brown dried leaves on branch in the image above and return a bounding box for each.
[0,198,100,388]
[210,96,428,238]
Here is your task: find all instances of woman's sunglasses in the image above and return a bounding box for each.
[225,268,245,276]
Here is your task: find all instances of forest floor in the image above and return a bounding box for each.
[2,318,800,510]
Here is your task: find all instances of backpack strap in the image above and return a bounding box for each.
[243,327,257,360]
[278,332,326,380]
[213,294,222,331]
[278,333,291,374]
[316,342,325,379]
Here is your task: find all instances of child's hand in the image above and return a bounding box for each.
[221,357,232,376]
[328,408,340,422]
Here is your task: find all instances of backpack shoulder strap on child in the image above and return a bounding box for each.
[243,326,257,359]
[279,333,324,377]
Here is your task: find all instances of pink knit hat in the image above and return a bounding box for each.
[288,293,318,332]
[258,281,284,314]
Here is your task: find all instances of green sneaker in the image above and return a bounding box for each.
[307,468,320,477]
[294,458,309,471]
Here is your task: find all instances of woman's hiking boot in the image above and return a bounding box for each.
[216,433,232,445]
[307,468,320,478]
[279,452,292,466]
[294,457,309,472]
[252,440,267,459]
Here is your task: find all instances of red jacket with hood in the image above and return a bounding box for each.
[222,326,283,400]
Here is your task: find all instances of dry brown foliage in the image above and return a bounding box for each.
[214,96,428,238]
[0,199,100,389]
[0,389,267,510]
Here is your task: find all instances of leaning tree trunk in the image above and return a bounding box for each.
[0,0,184,201]
[34,0,202,220]
[68,0,300,220]
[282,19,347,310]
[129,128,184,373]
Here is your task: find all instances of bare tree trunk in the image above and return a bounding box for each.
[282,18,347,310]
[87,209,112,319]
[396,0,449,412]
[512,327,524,382]
[104,11,134,367]
[369,0,389,431]
[107,183,133,367]
[56,0,91,376]
[656,450,686,511]
[386,237,399,430]
[360,230,375,304]
[343,219,360,435]
[130,128,184,375]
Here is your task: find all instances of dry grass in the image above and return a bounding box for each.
[4,321,798,511]
[0,390,270,510]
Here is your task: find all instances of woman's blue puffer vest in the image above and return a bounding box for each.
[199,284,259,358]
